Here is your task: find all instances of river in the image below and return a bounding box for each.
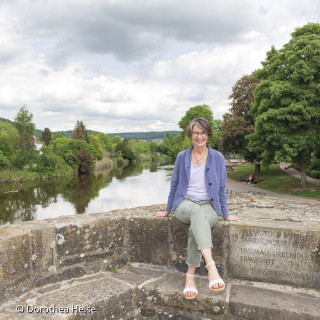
[0,163,173,226]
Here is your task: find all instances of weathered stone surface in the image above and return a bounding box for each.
[51,213,127,274]
[1,263,320,320]
[229,283,320,320]
[136,267,226,316]
[228,221,320,290]
[0,225,32,301]
[127,214,170,265]
[0,273,135,320]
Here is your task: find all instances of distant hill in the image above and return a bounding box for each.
[1,117,181,141]
[0,117,15,126]
[53,130,181,141]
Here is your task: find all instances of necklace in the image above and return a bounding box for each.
[193,148,207,164]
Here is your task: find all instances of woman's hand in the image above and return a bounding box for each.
[224,215,240,221]
[153,210,170,217]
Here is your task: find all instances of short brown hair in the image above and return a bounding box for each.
[186,118,212,139]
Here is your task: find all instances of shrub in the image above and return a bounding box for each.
[0,150,10,169]
[116,156,124,167]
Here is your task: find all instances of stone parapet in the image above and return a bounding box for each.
[0,194,320,318]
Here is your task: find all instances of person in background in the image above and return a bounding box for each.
[154,118,240,300]
[248,174,255,184]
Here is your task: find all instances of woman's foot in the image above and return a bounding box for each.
[183,273,198,299]
[205,260,225,292]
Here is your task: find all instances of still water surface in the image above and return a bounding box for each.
[0,163,173,226]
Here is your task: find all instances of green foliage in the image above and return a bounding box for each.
[0,121,20,164]
[178,104,214,133]
[89,134,103,160]
[247,23,320,186]
[41,128,52,146]
[14,106,37,165]
[0,150,10,169]
[308,158,320,171]
[37,146,72,174]
[148,141,158,154]
[116,156,125,167]
[53,137,96,172]
[115,141,134,160]
[112,136,122,144]
[306,169,320,179]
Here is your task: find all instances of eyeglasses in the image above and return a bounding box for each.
[192,131,208,137]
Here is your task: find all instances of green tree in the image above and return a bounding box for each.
[41,128,52,146]
[178,104,218,148]
[89,134,103,160]
[149,141,158,154]
[247,23,320,187]
[0,150,10,169]
[14,106,36,165]
[115,141,133,160]
[0,121,19,166]
[72,121,89,142]
[112,136,122,144]
[178,104,214,133]
[98,133,112,150]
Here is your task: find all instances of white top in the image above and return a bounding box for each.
[185,163,210,201]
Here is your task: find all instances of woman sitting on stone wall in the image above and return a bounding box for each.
[154,118,240,300]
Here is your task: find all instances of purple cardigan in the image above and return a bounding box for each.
[165,146,229,218]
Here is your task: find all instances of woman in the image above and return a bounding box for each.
[154,118,240,300]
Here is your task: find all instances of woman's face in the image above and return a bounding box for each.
[191,124,208,148]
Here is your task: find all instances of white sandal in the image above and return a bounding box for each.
[183,273,198,300]
[205,260,225,292]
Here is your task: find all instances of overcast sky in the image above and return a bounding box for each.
[0,0,319,133]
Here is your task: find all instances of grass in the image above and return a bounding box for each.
[228,163,320,200]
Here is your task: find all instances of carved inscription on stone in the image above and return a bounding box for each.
[228,226,320,289]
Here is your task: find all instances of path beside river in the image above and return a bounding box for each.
[226,178,320,204]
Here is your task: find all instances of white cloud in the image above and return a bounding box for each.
[0,0,319,133]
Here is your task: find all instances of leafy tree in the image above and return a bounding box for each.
[178,104,214,133]
[14,106,37,165]
[98,133,112,150]
[112,136,122,144]
[247,23,320,187]
[115,141,134,160]
[53,137,96,172]
[72,121,89,142]
[41,128,52,146]
[37,145,72,174]
[219,74,259,157]
[0,121,19,165]
[89,134,103,160]
[149,141,158,154]
[178,104,218,148]
[0,150,10,169]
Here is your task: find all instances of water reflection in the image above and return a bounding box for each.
[0,163,173,225]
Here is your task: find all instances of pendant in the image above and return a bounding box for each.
[197,160,199,164]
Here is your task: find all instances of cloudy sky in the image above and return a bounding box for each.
[0,0,319,133]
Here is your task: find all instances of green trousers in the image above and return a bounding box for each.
[174,198,219,268]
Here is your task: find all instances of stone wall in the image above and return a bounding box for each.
[0,194,320,307]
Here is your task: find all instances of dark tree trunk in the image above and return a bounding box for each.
[300,161,307,188]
